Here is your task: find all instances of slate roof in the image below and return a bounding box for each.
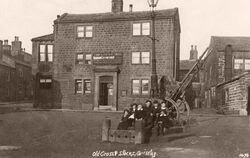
[180,60,196,70]
[31,34,54,42]
[55,8,179,24]
[210,36,250,52]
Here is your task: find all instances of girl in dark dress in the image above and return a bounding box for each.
[128,103,137,127]
[135,104,145,120]
[152,100,160,125]
[117,109,130,130]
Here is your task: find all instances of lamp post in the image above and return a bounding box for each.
[148,0,159,98]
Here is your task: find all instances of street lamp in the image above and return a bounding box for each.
[148,0,159,98]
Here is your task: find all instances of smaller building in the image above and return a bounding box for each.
[0,37,33,102]
[216,72,250,115]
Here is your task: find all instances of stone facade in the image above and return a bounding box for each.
[202,36,250,112]
[33,1,181,111]
[0,38,33,102]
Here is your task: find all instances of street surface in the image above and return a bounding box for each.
[0,104,249,158]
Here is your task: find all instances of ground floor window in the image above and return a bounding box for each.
[132,79,150,95]
[84,79,91,94]
[40,78,52,89]
[75,79,83,94]
[75,79,92,94]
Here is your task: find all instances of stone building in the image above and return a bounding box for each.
[33,0,181,110]
[203,36,250,115]
[0,37,33,102]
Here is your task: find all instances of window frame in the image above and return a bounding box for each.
[132,22,151,36]
[39,78,52,89]
[131,79,150,95]
[76,25,94,38]
[76,53,84,65]
[75,79,83,94]
[39,44,53,62]
[234,58,244,70]
[83,79,92,94]
[131,52,150,65]
[85,53,92,65]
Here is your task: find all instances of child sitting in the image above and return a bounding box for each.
[128,103,137,127]
[117,109,130,130]
[135,104,145,120]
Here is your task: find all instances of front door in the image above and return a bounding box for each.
[99,76,113,106]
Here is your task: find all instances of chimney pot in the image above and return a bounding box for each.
[15,36,19,41]
[57,15,60,18]
[129,4,133,12]
[112,0,123,13]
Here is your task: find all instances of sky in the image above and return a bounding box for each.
[1,0,250,59]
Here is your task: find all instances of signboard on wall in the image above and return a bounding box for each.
[93,52,123,65]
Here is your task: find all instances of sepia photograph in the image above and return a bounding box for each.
[0,0,250,157]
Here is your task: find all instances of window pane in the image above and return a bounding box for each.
[39,45,46,62]
[132,52,140,64]
[132,80,140,94]
[85,54,92,64]
[40,79,46,83]
[85,26,93,37]
[47,45,53,53]
[133,23,141,36]
[40,54,45,62]
[84,80,91,94]
[77,54,84,60]
[75,79,83,94]
[48,54,53,62]
[245,59,250,70]
[141,52,150,64]
[142,80,149,94]
[77,26,84,38]
[234,59,243,69]
[40,45,46,53]
[142,23,150,35]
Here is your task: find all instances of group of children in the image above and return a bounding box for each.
[117,99,175,142]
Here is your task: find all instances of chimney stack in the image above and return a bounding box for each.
[15,36,19,41]
[4,40,8,45]
[129,4,133,12]
[189,45,198,60]
[112,0,123,13]
[11,36,22,56]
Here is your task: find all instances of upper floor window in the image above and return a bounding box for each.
[234,59,244,69]
[131,52,150,64]
[85,54,92,65]
[76,53,84,65]
[132,79,150,95]
[40,78,52,89]
[245,59,250,70]
[77,26,93,38]
[76,53,92,65]
[133,22,150,36]
[39,44,53,62]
